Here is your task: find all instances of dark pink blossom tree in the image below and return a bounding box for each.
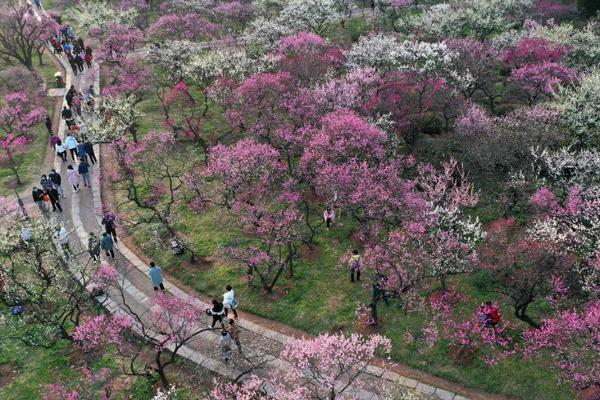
[510,61,576,106]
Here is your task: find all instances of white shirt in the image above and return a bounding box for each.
[223,289,235,308]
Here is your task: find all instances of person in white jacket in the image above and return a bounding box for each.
[55,141,67,162]
[64,134,78,161]
[223,285,238,319]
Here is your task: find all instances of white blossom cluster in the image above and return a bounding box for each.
[408,0,533,39]
[278,0,342,35]
[146,40,205,81]
[164,0,215,16]
[184,48,260,83]
[81,95,143,144]
[533,147,600,199]
[345,34,456,75]
[556,69,600,148]
[241,17,293,53]
[67,0,138,31]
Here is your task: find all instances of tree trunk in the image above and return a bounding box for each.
[155,351,170,387]
[439,275,447,292]
[514,303,540,329]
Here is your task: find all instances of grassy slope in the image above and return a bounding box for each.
[113,96,576,400]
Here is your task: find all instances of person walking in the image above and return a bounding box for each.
[50,133,60,148]
[74,53,84,73]
[33,0,41,10]
[61,106,73,123]
[223,285,239,319]
[76,142,87,162]
[32,187,47,212]
[219,330,232,363]
[67,54,78,76]
[65,134,78,161]
[149,262,165,291]
[40,174,54,192]
[101,214,118,242]
[88,232,101,261]
[57,226,70,253]
[78,158,91,187]
[84,139,97,164]
[349,249,361,282]
[207,300,226,328]
[66,85,75,108]
[45,114,53,135]
[101,232,115,258]
[227,319,242,353]
[55,139,67,162]
[49,169,65,198]
[46,186,63,212]
[84,52,93,69]
[66,165,80,192]
[323,206,335,230]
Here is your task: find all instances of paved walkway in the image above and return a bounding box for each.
[27,3,473,399]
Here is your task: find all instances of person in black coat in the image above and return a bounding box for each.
[83,139,97,164]
[46,188,62,212]
[207,300,226,328]
[45,114,52,135]
[66,85,76,108]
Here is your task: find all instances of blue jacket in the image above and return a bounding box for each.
[101,235,113,250]
[77,143,86,156]
[78,162,89,174]
[149,266,163,286]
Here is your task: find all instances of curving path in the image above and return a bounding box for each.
[26,3,475,399]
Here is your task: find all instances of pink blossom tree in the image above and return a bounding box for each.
[77,263,213,387]
[102,56,151,99]
[92,23,145,66]
[44,366,113,400]
[109,132,198,261]
[0,91,46,138]
[0,2,60,69]
[510,61,576,106]
[523,300,600,391]
[355,159,482,323]
[148,14,220,42]
[480,218,573,328]
[0,134,31,185]
[0,91,46,184]
[212,333,392,399]
[273,32,344,84]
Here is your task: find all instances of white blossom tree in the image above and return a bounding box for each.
[557,69,600,149]
[67,0,138,32]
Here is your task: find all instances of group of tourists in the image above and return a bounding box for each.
[49,23,93,77]
[32,169,65,213]
[206,286,242,363]
[148,263,243,363]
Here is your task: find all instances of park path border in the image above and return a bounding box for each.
[35,3,477,399]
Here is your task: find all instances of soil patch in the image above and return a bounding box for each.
[299,243,321,262]
[0,365,18,388]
